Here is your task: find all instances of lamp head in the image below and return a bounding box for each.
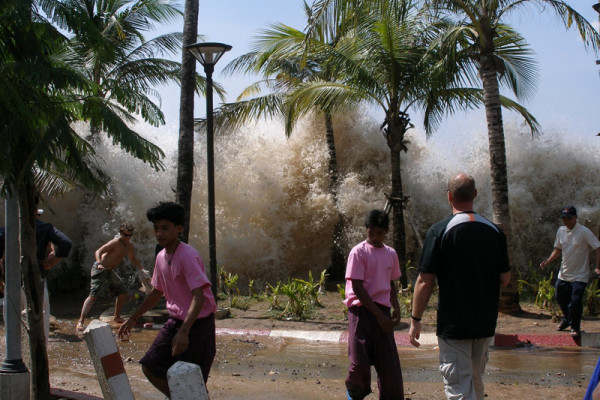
[186,42,232,67]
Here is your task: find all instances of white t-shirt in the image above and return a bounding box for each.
[554,223,600,283]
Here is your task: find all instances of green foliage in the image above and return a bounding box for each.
[585,279,600,316]
[518,267,558,321]
[278,279,311,319]
[248,279,257,299]
[398,283,413,318]
[230,296,250,311]
[269,271,329,320]
[221,269,240,308]
[293,270,327,308]
[266,282,283,310]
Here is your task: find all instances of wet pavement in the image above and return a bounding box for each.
[38,323,600,399]
[2,317,600,399]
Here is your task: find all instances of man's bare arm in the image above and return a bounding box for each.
[540,248,561,269]
[409,273,436,348]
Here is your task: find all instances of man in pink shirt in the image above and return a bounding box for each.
[119,202,216,397]
[344,209,404,400]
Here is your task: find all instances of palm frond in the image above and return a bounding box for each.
[215,93,286,132]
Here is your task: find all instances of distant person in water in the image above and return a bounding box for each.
[76,222,147,331]
[410,173,510,400]
[118,202,216,397]
[540,206,600,338]
[344,209,404,400]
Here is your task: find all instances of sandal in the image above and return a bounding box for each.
[570,329,581,338]
[556,321,569,331]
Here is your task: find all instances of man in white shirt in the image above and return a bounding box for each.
[540,206,600,337]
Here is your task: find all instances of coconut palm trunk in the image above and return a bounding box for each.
[18,181,50,400]
[324,112,346,279]
[390,149,408,289]
[176,0,199,243]
[386,107,410,289]
[480,60,520,313]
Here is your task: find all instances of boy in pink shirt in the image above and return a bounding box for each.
[119,202,216,397]
[344,209,404,400]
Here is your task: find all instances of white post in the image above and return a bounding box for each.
[83,320,134,400]
[167,361,209,400]
[0,192,30,399]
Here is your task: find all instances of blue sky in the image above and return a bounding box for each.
[152,1,600,138]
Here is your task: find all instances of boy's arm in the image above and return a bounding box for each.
[171,286,206,356]
[118,288,163,338]
[351,279,394,333]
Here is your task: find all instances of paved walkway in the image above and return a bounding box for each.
[216,327,600,348]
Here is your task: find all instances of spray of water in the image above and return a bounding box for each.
[3,111,599,289]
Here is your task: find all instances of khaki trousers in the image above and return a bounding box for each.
[438,336,492,400]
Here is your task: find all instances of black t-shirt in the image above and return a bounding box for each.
[418,212,510,339]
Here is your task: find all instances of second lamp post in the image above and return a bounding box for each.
[186,42,232,298]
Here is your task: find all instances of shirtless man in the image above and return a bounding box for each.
[76,223,146,331]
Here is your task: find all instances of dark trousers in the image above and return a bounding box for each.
[555,279,587,332]
[346,305,404,400]
[140,315,216,381]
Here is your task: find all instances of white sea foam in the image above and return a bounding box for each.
[4,110,599,285]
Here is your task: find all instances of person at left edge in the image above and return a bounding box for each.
[0,207,72,342]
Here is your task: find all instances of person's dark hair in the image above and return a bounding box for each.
[365,209,389,230]
[146,202,184,226]
[448,173,476,203]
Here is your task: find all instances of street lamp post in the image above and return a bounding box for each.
[186,42,232,299]
[0,191,30,399]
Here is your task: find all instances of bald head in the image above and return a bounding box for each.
[448,173,477,203]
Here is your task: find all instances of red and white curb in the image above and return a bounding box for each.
[83,320,135,400]
[216,328,595,347]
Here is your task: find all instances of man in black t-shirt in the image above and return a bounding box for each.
[409,173,511,400]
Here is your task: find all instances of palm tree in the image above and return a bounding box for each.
[44,0,219,241]
[1,0,187,396]
[302,0,540,288]
[1,3,105,397]
[44,0,187,160]
[425,0,600,311]
[219,5,357,279]
[176,0,200,243]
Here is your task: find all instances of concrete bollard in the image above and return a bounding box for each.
[167,361,209,400]
[83,319,134,400]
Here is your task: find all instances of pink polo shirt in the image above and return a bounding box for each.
[152,242,216,320]
[344,240,401,308]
